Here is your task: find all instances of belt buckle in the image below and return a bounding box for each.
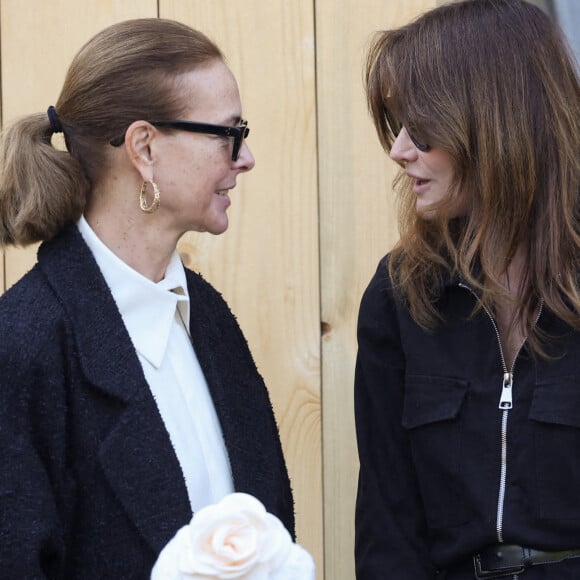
[473,553,526,579]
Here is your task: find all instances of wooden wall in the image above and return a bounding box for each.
[0,1,435,578]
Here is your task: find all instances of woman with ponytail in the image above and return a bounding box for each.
[0,18,294,579]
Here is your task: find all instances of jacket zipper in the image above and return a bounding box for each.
[458,282,542,543]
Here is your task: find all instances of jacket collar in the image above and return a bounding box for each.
[38,223,144,402]
[77,216,189,369]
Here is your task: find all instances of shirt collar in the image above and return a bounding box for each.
[77,216,190,368]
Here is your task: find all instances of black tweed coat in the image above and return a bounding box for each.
[0,223,294,579]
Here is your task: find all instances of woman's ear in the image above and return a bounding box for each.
[124,120,156,180]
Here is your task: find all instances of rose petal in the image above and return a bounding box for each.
[212,523,257,563]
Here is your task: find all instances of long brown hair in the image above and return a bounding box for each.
[0,18,223,246]
[366,0,580,353]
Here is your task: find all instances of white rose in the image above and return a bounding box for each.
[151,493,314,580]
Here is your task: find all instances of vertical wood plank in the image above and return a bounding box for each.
[160,1,323,574]
[316,2,437,578]
[0,0,157,289]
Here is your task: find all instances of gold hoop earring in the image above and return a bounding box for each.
[139,180,160,213]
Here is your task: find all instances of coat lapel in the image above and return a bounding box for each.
[37,224,191,553]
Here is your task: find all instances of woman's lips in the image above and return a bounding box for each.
[411,177,431,193]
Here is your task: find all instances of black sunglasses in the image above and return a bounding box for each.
[384,108,431,152]
[110,119,250,161]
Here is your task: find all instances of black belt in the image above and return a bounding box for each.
[470,544,580,578]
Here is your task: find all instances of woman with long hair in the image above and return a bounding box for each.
[355,0,580,577]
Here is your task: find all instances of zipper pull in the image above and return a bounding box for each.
[499,372,513,409]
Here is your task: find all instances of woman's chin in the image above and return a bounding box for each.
[206,219,229,236]
[416,203,438,221]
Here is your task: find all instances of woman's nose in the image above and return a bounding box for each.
[389,127,418,166]
[235,142,255,172]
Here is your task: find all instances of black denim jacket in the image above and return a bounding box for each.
[354,257,580,579]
